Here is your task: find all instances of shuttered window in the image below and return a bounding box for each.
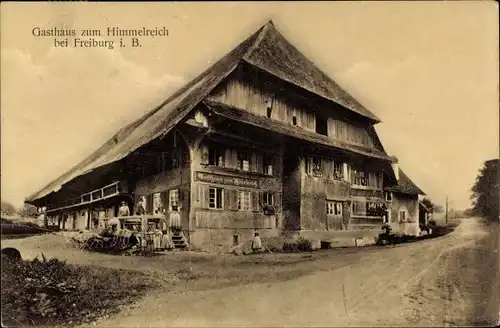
[237,191,251,211]
[262,192,274,206]
[238,152,251,172]
[208,187,224,209]
[169,189,180,211]
[209,146,224,167]
[263,155,273,175]
[152,192,164,214]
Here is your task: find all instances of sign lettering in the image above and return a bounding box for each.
[195,171,259,188]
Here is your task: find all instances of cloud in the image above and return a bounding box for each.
[1,46,185,207]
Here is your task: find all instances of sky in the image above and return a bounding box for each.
[1,1,498,210]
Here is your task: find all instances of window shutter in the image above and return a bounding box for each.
[231,150,239,170]
[229,189,238,211]
[274,193,281,213]
[161,191,168,213]
[200,145,209,165]
[224,148,232,168]
[250,153,257,172]
[256,154,264,173]
[323,160,332,180]
[224,189,231,210]
[147,194,154,214]
[198,184,208,209]
[251,191,259,212]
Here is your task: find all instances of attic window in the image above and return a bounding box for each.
[292,116,297,126]
[267,107,272,118]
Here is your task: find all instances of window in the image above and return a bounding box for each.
[292,116,297,126]
[238,190,251,211]
[263,155,273,175]
[262,192,274,206]
[238,152,251,172]
[209,188,224,209]
[333,162,343,180]
[326,201,343,216]
[306,156,322,176]
[315,116,328,136]
[208,147,224,167]
[153,192,164,214]
[307,156,322,177]
[367,202,386,217]
[385,192,392,201]
[399,210,406,221]
[169,189,179,211]
[267,107,272,118]
[351,168,369,186]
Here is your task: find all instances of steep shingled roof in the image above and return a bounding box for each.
[26,20,382,204]
[385,168,426,196]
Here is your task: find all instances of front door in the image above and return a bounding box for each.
[168,189,181,230]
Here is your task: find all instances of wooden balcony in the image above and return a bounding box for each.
[46,181,125,213]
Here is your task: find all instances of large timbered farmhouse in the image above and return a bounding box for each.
[26,21,426,250]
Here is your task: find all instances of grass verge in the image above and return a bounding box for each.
[1,254,158,327]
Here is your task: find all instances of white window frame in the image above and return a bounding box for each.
[209,187,224,209]
[237,190,251,211]
[169,189,179,211]
[153,192,164,214]
[326,200,343,216]
[262,192,275,206]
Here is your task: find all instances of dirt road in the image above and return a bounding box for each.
[90,218,497,327]
[3,218,498,327]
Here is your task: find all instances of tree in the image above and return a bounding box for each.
[433,204,444,213]
[1,201,17,216]
[17,204,38,218]
[420,197,443,213]
[470,159,499,221]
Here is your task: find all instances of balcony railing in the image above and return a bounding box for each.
[46,181,123,213]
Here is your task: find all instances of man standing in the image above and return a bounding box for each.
[135,197,146,215]
[118,201,130,216]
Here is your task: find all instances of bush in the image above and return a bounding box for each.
[1,222,46,235]
[1,254,157,326]
[282,236,313,253]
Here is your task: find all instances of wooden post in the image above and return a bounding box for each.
[43,208,48,229]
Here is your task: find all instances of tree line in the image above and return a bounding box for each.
[468,159,499,221]
[1,201,38,218]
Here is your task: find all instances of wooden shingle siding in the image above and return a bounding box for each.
[209,78,316,132]
[209,76,378,149]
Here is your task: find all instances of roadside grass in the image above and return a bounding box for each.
[1,255,158,327]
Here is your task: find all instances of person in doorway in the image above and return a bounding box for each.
[252,232,262,253]
[169,204,181,231]
[118,201,130,217]
[135,197,146,215]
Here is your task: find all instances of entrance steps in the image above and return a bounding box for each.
[171,231,188,249]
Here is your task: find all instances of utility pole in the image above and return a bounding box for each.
[445,196,448,226]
